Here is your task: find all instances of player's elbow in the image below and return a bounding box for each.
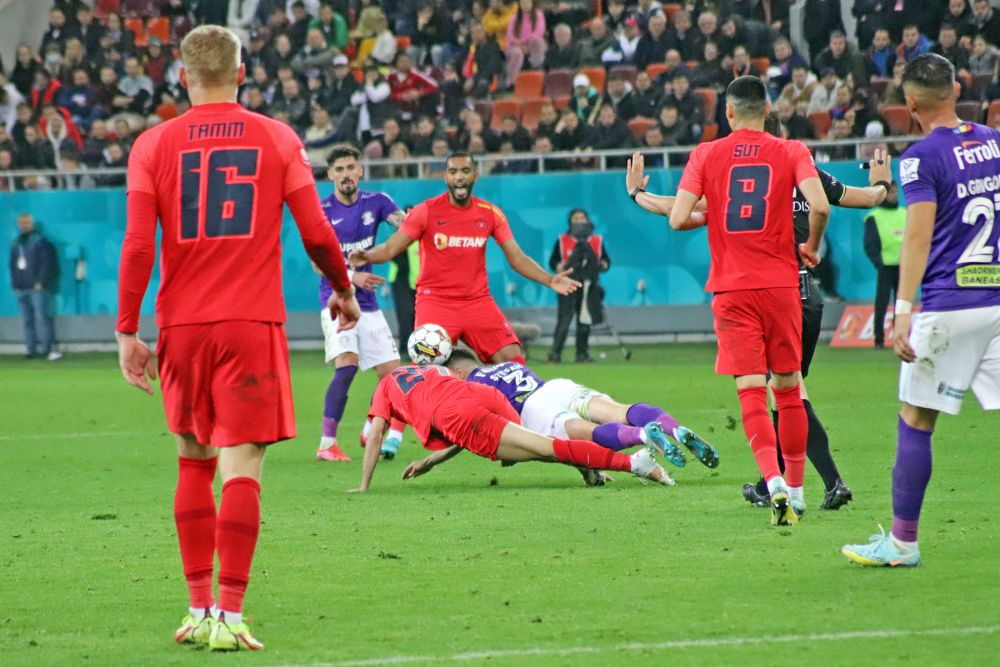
[810,199,831,220]
[667,213,686,230]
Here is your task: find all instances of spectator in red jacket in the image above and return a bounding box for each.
[387,51,438,120]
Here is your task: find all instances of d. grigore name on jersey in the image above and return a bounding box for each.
[957,174,1000,198]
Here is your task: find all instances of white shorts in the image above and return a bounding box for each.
[899,305,1000,415]
[520,378,608,438]
[320,309,399,371]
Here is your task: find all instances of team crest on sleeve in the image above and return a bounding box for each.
[900,158,920,185]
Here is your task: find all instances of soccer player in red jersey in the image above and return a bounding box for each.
[653,76,831,526]
[349,152,580,364]
[114,26,360,651]
[348,364,673,492]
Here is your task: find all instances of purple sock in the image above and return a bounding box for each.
[592,423,644,451]
[625,403,680,434]
[322,365,358,438]
[891,415,933,543]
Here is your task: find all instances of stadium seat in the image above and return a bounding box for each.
[700,123,718,142]
[646,63,668,80]
[543,69,574,99]
[751,57,770,73]
[94,0,122,18]
[686,60,699,71]
[609,65,637,84]
[628,117,655,140]
[694,87,716,121]
[958,70,973,95]
[956,101,983,123]
[123,0,156,18]
[663,4,682,21]
[807,111,831,138]
[491,99,523,129]
[472,100,493,123]
[125,17,146,46]
[352,68,364,83]
[513,71,545,100]
[973,73,993,100]
[520,97,551,132]
[553,95,571,110]
[869,77,891,98]
[987,100,1000,127]
[881,105,914,134]
[146,17,171,44]
[579,66,606,93]
[396,35,412,51]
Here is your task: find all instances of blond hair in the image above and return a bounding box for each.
[180,25,241,86]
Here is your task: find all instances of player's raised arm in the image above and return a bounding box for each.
[627,152,708,222]
[839,148,893,208]
[499,237,581,295]
[350,227,415,267]
[893,201,936,362]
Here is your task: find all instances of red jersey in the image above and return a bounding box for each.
[369,364,465,444]
[400,193,514,300]
[677,128,818,293]
[122,102,322,329]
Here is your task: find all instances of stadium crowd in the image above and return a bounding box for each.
[5,0,1000,189]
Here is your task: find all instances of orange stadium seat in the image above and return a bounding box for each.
[881,105,914,134]
[752,57,770,74]
[472,100,493,123]
[694,87,716,121]
[513,71,545,100]
[664,4,682,22]
[125,17,145,45]
[700,124,718,142]
[543,69,574,98]
[869,77,891,98]
[520,97,551,131]
[609,65,637,84]
[94,0,122,18]
[396,35,412,51]
[987,100,1000,127]
[491,99,523,129]
[646,63,668,80]
[146,17,171,44]
[553,95,571,110]
[579,67,606,93]
[807,111,831,138]
[628,117,655,140]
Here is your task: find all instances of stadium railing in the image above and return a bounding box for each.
[0,136,920,189]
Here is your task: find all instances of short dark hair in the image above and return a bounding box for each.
[902,52,956,100]
[726,75,768,118]
[903,23,920,32]
[327,144,362,165]
[763,111,782,136]
[446,151,477,168]
[940,22,957,33]
[444,348,479,369]
[830,29,846,40]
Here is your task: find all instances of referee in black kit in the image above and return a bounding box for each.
[740,114,896,511]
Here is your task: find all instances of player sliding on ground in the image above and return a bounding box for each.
[349,152,580,366]
[115,25,360,651]
[440,349,719,473]
[633,75,831,526]
[628,118,896,512]
[842,54,1000,567]
[314,144,409,462]
[349,364,674,492]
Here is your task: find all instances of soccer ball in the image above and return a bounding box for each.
[407,324,453,365]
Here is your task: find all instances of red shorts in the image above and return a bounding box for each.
[426,382,520,459]
[416,294,521,361]
[712,287,802,376]
[157,321,295,447]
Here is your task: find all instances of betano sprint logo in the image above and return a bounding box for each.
[953,139,1000,170]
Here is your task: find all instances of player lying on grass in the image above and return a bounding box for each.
[440,349,719,471]
[348,364,673,492]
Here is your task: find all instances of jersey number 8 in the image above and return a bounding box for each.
[179,148,260,240]
[726,165,771,232]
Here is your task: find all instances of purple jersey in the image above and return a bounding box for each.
[466,362,545,414]
[318,190,400,312]
[900,123,1000,311]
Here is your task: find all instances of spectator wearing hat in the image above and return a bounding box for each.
[569,73,600,123]
[323,54,359,118]
[615,17,643,65]
[543,24,580,71]
[807,68,843,115]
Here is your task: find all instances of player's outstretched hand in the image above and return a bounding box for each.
[868,148,892,187]
[117,334,157,395]
[550,268,582,295]
[328,290,362,332]
[352,271,386,291]
[403,458,433,480]
[626,152,650,195]
[893,313,916,362]
[347,250,370,267]
[797,243,820,269]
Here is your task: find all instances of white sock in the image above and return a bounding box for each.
[363,420,372,437]
[219,610,242,626]
[766,476,787,495]
[788,486,804,504]
[891,535,918,553]
[190,606,208,620]
[386,429,403,442]
[319,436,337,450]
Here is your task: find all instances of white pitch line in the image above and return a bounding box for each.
[269,625,1000,667]
[0,430,160,441]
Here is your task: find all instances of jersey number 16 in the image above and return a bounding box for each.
[179,148,260,240]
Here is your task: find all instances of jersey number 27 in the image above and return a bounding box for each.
[179,148,260,240]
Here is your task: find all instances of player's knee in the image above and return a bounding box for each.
[175,434,214,459]
[218,443,267,482]
[900,403,938,431]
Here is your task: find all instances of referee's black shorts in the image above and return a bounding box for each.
[800,275,824,378]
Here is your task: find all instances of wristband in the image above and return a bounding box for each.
[629,186,645,201]
[872,180,892,192]
[895,299,913,315]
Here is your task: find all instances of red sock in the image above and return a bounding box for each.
[389,419,406,433]
[174,456,217,610]
[737,386,781,482]
[773,384,807,487]
[512,354,527,365]
[216,477,261,614]
[552,438,632,472]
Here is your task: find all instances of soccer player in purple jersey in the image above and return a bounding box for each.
[315,145,409,462]
[398,349,719,481]
[842,54,1000,567]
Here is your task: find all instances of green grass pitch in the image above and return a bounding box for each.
[1,344,998,666]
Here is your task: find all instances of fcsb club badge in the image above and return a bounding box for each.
[434,233,448,250]
[476,218,488,232]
